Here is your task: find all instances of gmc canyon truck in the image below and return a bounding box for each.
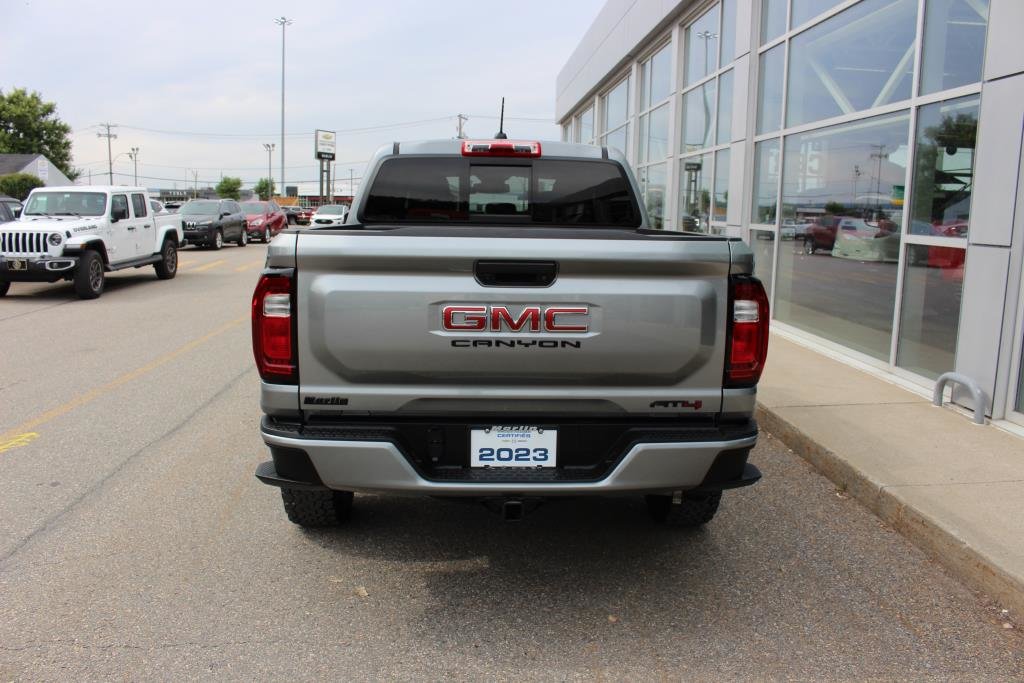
[252,139,769,528]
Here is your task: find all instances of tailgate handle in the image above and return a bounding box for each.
[474,260,557,287]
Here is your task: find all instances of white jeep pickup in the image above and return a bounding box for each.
[0,185,183,299]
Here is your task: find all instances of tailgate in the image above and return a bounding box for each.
[295,230,731,415]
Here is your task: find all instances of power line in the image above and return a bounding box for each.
[71,116,457,139]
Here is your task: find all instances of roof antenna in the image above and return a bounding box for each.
[494,97,508,139]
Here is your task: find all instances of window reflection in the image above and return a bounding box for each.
[791,0,842,28]
[897,244,964,379]
[682,80,717,153]
[751,229,776,298]
[679,154,712,232]
[686,5,721,85]
[757,45,784,135]
[774,111,910,361]
[761,0,786,44]
[920,0,989,95]
[640,163,667,229]
[751,139,780,223]
[909,96,979,240]
[714,148,730,222]
[577,106,594,144]
[786,0,916,127]
[642,44,673,108]
[717,70,734,144]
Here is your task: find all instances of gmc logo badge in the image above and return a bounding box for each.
[442,305,589,333]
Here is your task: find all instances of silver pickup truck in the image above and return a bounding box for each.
[252,139,769,528]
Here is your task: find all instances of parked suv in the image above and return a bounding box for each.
[180,199,247,249]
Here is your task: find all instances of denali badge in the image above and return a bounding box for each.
[442,305,589,333]
[650,400,703,410]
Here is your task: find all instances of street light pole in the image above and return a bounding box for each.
[263,143,275,200]
[274,16,293,197]
[128,147,140,185]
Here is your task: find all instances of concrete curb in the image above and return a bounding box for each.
[756,404,1024,618]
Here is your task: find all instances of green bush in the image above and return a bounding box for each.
[0,172,45,200]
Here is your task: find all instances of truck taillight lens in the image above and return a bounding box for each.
[461,140,542,157]
[252,273,296,384]
[725,275,770,388]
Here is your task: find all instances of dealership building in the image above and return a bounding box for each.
[557,0,1024,424]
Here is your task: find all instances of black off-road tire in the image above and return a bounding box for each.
[0,281,9,297]
[236,229,247,247]
[73,250,105,299]
[154,239,178,279]
[645,491,722,527]
[280,488,354,527]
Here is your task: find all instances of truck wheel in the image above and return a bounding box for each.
[0,281,9,297]
[236,229,247,247]
[73,250,105,299]
[803,239,816,255]
[212,230,223,250]
[154,239,178,280]
[280,488,353,527]
[645,491,721,527]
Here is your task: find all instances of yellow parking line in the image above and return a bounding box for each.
[0,316,247,446]
[234,260,265,273]
[177,259,196,268]
[0,432,38,454]
[190,259,226,273]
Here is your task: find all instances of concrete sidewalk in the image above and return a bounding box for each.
[757,334,1024,618]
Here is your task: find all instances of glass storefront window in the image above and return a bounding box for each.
[720,0,736,65]
[761,0,787,44]
[562,124,571,142]
[786,0,916,128]
[603,78,630,132]
[920,0,989,96]
[682,80,717,153]
[685,5,721,85]
[751,229,776,298]
[756,44,785,135]
[774,111,909,361]
[641,44,673,109]
[717,70,734,145]
[577,106,594,144]
[640,163,667,229]
[714,148,730,222]
[909,96,979,240]
[751,138,780,224]
[604,125,629,156]
[679,153,712,232]
[648,104,670,161]
[897,244,964,379]
[791,0,842,28]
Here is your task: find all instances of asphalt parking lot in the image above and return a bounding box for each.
[0,242,1021,680]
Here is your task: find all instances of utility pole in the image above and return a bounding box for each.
[456,113,468,139]
[274,16,293,195]
[128,147,140,185]
[97,123,118,184]
[192,170,199,199]
[870,144,888,214]
[330,161,336,202]
[263,143,275,200]
[349,168,354,201]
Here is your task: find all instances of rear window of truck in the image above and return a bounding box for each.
[361,157,642,227]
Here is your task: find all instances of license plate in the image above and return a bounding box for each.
[8,259,27,271]
[470,426,557,468]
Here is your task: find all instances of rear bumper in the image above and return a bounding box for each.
[257,417,759,496]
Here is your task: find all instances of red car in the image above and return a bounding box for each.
[296,207,314,225]
[240,200,288,242]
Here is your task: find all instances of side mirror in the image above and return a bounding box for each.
[111,206,128,222]
[220,212,230,219]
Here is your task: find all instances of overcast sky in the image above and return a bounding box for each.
[3,0,603,195]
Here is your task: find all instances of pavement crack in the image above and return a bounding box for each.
[0,365,256,570]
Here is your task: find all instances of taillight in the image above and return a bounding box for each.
[252,272,296,384]
[725,275,770,388]
[461,140,542,157]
